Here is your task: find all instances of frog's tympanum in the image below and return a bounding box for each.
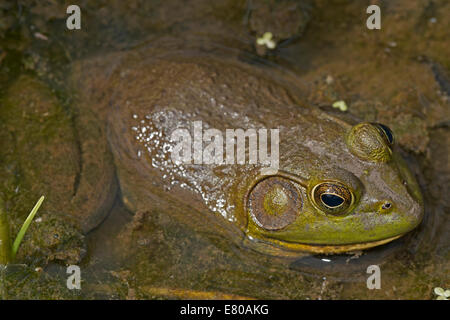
[69,48,424,258]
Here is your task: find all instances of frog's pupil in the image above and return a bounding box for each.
[321,193,344,207]
[378,123,394,144]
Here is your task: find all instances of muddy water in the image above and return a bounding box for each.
[0,0,448,299]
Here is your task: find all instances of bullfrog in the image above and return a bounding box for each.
[70,45,424,258]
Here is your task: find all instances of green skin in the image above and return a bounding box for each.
[69,47,423,256]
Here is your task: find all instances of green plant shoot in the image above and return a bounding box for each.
[11,196,45,261]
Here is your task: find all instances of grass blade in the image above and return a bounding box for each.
[11,196,45,260]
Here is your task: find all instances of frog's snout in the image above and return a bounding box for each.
[377,198,422,226]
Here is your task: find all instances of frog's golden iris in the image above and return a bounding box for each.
[372,123,395,146]
[310,181,354,216]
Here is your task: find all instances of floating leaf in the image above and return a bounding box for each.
[434,287,445,296]
[263,32,273,40]
[332,100,348,112]
[256,32,276,49]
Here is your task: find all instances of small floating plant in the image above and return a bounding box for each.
[0,196,44,265]
[332,100,348,112]
[256,32,276,49]
[434,287,450,300]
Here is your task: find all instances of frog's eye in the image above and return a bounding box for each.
[248,177,302,231]
[311,182,353,215]
[346,122,393,162]
[372,123,394,146]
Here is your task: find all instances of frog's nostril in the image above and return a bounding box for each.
[381,202,392,210]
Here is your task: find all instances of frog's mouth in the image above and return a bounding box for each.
[244,234,404,257]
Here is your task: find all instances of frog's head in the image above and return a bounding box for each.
[240,121,423,256]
